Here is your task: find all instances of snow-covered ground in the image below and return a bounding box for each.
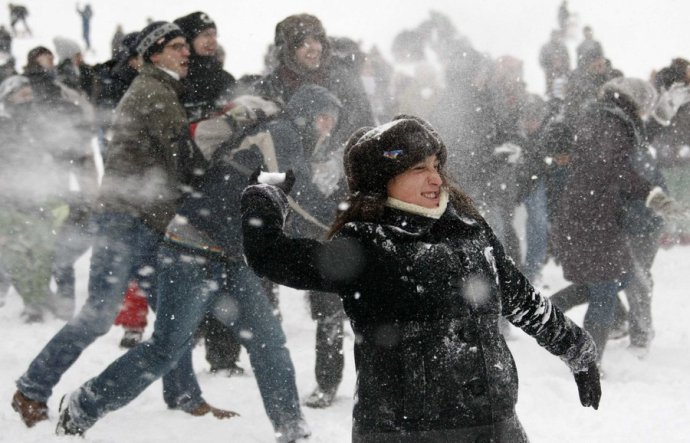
[1,244,689,442]
[2,1,690,442]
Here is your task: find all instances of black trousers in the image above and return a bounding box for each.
[309,290,345,391]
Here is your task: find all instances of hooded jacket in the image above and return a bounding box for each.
[252,15,373,148]
[552,94,656,282]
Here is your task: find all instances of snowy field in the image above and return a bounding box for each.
[1,245,689,442]
[2,0,690,441]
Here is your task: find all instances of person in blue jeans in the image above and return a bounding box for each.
[53,86,327,442]
[58,242,308,442]
[11,21,226,427]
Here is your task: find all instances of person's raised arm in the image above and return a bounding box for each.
[241,172,365,293]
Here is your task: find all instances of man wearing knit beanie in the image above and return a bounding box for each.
[173,11,236,121]
[173,10,241,382]
[251,13,375,409]
[136,20,186,65]
[174,11,215,45]
[14,19,235,435]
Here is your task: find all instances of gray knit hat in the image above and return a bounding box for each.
[136,21,185,61]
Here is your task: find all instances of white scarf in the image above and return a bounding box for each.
[385,189,449,219]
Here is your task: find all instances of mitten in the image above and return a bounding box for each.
[652,83,690,125]
[560,330,600,409]
[646,187,690,221]
[574,362,601,409]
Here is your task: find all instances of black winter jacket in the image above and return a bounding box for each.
[241,184,593,438]
[180,55,236,122]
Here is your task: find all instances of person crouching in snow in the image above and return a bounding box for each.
[240,115,601,442]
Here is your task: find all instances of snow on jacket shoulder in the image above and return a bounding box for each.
[241,184,589,436]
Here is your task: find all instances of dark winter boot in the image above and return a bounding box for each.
[119,329,143,348]
[55,395,85,436]
[305,386,337,408]
[209,362,245,377]
[11,390,48,427]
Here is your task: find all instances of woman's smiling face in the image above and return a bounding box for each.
[386,155,442,208]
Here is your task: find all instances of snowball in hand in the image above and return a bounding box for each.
[257,171,287,186]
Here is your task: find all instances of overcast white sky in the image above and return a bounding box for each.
[8,0,690,95]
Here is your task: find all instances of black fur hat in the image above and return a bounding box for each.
[344,115,447,197]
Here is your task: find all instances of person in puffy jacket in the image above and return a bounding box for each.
[241,115,601,442]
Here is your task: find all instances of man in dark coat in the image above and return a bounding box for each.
[174,10,242,375]
[174,11,236,122]
[551,77,685,362]
[539,29,570,98]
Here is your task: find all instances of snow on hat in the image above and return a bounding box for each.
[136,21,185,61]
[344,115,447,197]
[0,74,29,102]
[52,36,81,61]
[600,77,658,118]
[174,11,215,43]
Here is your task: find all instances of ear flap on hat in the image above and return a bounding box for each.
[344,126,374,192]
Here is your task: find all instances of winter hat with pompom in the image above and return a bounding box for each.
[136,21,185,62]
[344,115,447,197]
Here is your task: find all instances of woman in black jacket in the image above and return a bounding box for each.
[241,115,601,442]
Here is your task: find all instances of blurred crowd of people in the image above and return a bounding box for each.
[0,1,689,441]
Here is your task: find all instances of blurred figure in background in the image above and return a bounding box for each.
[8,4,31,37]
[389,27,441,121]
[76,3,93,50]
[0,75,67,323]
[539,29,571,99]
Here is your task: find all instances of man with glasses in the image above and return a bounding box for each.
[11,21,230,430]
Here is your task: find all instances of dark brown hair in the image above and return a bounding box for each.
[326,170,483,239]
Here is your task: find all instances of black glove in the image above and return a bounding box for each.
[248,167,296,195]
[574,362,601,410]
